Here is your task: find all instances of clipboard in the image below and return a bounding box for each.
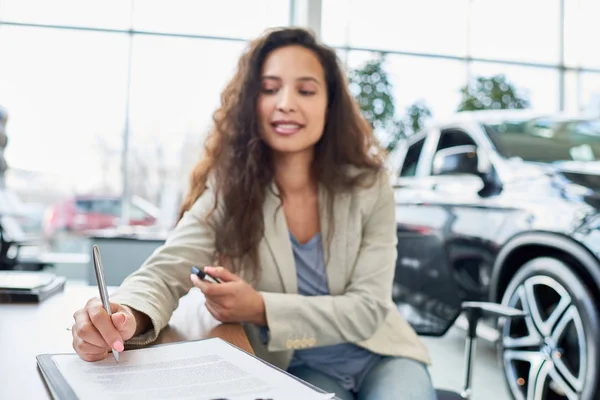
[36,337,340,400]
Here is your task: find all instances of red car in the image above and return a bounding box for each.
[43,195,158,237]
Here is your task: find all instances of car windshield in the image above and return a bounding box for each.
[483,118,600,163]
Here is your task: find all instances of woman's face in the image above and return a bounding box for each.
[257,45,328,156]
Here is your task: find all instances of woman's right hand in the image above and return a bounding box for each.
[72,297,138,362]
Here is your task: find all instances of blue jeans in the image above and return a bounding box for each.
[288,356,437,400]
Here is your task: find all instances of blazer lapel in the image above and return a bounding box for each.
[262,182,351,296]
[263,183,297,294]
[319,185,350,296]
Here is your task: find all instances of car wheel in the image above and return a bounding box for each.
[498,257,599,400]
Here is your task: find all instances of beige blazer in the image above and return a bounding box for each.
[112,169,431,370]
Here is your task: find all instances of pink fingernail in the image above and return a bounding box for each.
[113,341,124,352]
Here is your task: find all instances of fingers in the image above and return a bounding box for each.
[190,274,241,299]
[72,298,137,362]
[72,333,110,362]
[205,266,240,282]
[110,311,135,336]
[86,301,124,353]
[190,273,206,290]
[205,300,227,322]
[111,312,127,331]
[113,306,139,341]
[110,302,122,314]
[72,306,111,361]
[73,309,108,348]
[190,274,226,298]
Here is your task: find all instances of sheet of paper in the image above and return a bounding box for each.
[52,338,335,400]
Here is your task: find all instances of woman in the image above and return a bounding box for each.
[71,27,435,399]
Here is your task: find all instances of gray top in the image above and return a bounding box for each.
[287,232,381,392]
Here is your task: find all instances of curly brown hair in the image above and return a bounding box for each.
[178,27,385,279]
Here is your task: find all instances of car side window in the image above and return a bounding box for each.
[431,129,477,174]
[399,137,425,177]
[436,129,476,151]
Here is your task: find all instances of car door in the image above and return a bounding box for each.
[393,130,462,335]
[421,127,512,302]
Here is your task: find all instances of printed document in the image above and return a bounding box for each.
[52,338,334,400]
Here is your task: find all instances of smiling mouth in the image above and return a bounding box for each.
[271,123,304,136]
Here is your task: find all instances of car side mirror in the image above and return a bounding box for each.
[432,145,490,176]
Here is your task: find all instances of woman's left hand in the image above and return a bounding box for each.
[190,266,267,326]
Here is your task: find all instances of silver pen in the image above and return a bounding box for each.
[92,244,120,363]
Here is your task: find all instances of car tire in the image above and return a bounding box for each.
[498,257,599,400]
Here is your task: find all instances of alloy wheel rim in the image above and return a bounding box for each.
[501,275,587,400]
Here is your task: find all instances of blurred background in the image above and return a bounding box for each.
[2,1,600,398]
[1,0,599,247]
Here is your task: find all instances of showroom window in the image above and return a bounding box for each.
[0,0,292,244]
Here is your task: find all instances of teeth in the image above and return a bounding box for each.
[274,124,301,129]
